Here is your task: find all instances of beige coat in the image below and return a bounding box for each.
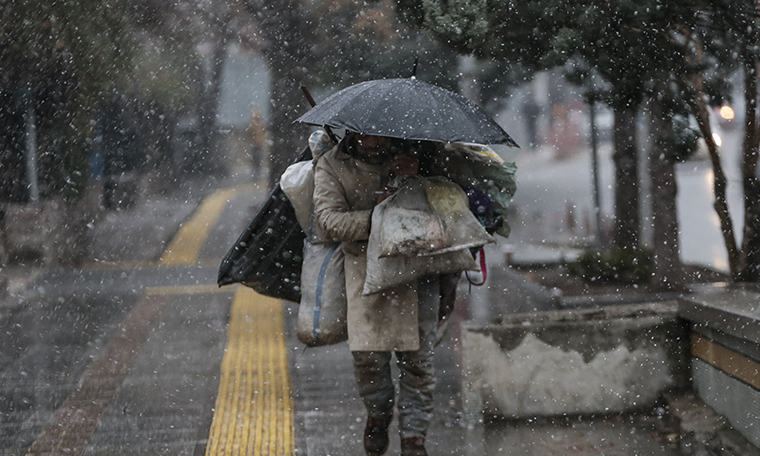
[313,142,420,351]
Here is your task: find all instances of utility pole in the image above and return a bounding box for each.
[24,90,40,203]
[588,96,604,246]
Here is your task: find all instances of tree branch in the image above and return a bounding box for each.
[684,33,741,276]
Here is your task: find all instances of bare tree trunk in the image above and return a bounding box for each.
[266,65,311,187]
[739,51,760,281]
[612,104,640,251]
[258,0,313,189]
[648,94,685,290]
[0,90,29,204]
[0,91,18,276]
[688,74,741,276]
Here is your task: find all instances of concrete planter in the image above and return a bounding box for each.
[680,287,760,450]
[461,302,690,423]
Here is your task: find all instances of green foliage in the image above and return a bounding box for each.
[567,247,653,285]
[421,0,489,51]
[400,0,749,108]
[401,0,574,70]
[396,0,760,281]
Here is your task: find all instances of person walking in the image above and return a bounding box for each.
[247,109,268,180]
[313,132,439,456]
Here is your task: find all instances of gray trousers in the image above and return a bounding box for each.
[351,277,439,439]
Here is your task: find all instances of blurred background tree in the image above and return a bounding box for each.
[249,0,314,186]
[305,0,459,91]
[242,0,529,184]
[16,0,756,283]
[395,0,760,286]
[0,0,134,204]
[705,0,760,282]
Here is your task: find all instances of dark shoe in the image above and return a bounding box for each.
[401,436,428,456]
[364,416,392,455]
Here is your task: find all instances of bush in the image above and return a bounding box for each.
[567,248,653,285]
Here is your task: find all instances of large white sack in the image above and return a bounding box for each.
[363,201,481,296]
[378,176,494,258]
[280,130,336,240]
[297,241,348,346]
[378,177,447,257]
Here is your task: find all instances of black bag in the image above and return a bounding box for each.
[217,147,311,302]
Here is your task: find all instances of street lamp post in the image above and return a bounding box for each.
[589,97,604,246]
[24,88,40,203]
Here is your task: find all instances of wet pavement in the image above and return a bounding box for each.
[1,167,692,455]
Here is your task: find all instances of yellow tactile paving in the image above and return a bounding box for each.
[159,187,242,266]
[27,183,296,455]
[205,286,295,456]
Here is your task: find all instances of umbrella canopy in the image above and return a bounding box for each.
[296,78,518,147]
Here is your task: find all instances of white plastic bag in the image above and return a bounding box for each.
[378,178,447,257]
[280,130,336,240]
[280,161,314,233]
[364,209,479,295]
[378,176,494,257]
[363,196,486,296]
[297,241,348,346]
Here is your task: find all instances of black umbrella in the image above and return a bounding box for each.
[296,78,518,147]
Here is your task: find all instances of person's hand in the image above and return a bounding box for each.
[391,153,419,176]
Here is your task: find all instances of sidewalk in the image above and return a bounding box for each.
[0,172,720,455]
[1,172,246,301]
